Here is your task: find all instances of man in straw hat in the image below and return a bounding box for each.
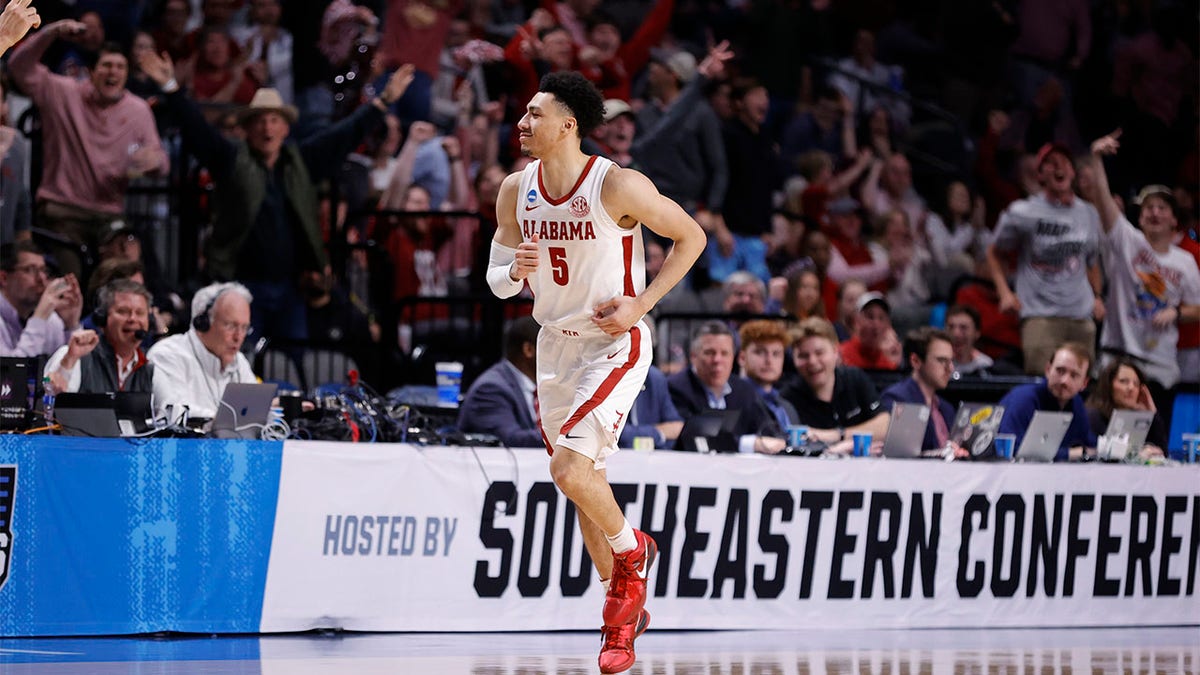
[139,49,415,340]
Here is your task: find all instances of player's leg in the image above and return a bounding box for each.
[575,482,614,583]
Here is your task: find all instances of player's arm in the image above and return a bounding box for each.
[487,172,535,298]
[599,167,706,320]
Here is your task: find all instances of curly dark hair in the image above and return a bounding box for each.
[538,71,605,139]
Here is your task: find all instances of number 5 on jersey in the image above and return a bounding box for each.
[549,246,569,285]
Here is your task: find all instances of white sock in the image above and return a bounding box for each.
[606,521,637,554]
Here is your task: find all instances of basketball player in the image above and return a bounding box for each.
[487,71,706,673]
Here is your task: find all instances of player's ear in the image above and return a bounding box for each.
[563,117,575,134]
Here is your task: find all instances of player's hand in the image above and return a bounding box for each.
[591,295,645,337]
[511,234,539,280]
[0,0,40,52]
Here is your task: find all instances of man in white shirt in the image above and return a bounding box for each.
[147,282,257,421]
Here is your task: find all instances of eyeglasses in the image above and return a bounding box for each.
[217,320,254,336]
[11,264,49,277]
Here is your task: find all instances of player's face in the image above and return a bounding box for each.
[739,340,785,387]
[916,338,954,391]
[517,93,572,158]
[1044,349,1089,405]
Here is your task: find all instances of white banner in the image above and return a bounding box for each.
[260,442,1200,632]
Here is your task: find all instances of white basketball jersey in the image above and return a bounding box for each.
[516,156,645,337]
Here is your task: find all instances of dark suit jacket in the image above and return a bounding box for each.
[880,377,956,450]
[666,368,772,452]
[618,365,683,448]
[456,361,543,448]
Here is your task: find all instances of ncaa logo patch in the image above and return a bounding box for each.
[526,189,538,205]
[0,465,15,592]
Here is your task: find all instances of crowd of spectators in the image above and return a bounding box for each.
[0,0,1197,457]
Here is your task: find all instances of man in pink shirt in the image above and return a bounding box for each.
[9,19,167,281]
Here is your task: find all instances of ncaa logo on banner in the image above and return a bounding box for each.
[0,466,14,592]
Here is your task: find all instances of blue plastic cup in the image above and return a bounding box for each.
[1183,433,1200,464]
[435,361,464,407]
[852,432,872,457]
[994,433,1016,460]
[787,425,808,447]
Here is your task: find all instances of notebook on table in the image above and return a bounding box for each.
[210,382,278,440]
[1015,411,1074,462]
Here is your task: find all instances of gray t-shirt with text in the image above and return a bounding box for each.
[993,193,1100,319]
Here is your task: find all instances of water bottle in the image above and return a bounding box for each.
[42,376,55,427]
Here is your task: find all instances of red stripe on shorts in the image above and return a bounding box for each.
[559,325,642,437]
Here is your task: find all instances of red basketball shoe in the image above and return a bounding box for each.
[598,609,650,674]
[602,529,657,627]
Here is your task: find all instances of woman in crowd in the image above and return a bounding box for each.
[1085,358,1167,459]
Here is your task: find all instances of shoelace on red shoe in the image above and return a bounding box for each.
[600,612,644,650]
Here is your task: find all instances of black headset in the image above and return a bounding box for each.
[93,292,109,326]
[192,293,219,332]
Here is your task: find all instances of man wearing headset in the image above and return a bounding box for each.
[43,278,155,395]
[147,281,257,421]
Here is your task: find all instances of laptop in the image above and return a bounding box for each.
[54,392,155,437]
[211,382,278,440]
[55,393,124,437]
[881,402,929,458]
[949,402,1006,460]
[1016,411,1074,462]
[1103,410,1156,459]
[0,357,34,430]
[674,409,740,453]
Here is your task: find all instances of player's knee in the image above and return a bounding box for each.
[549,450,586,494]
